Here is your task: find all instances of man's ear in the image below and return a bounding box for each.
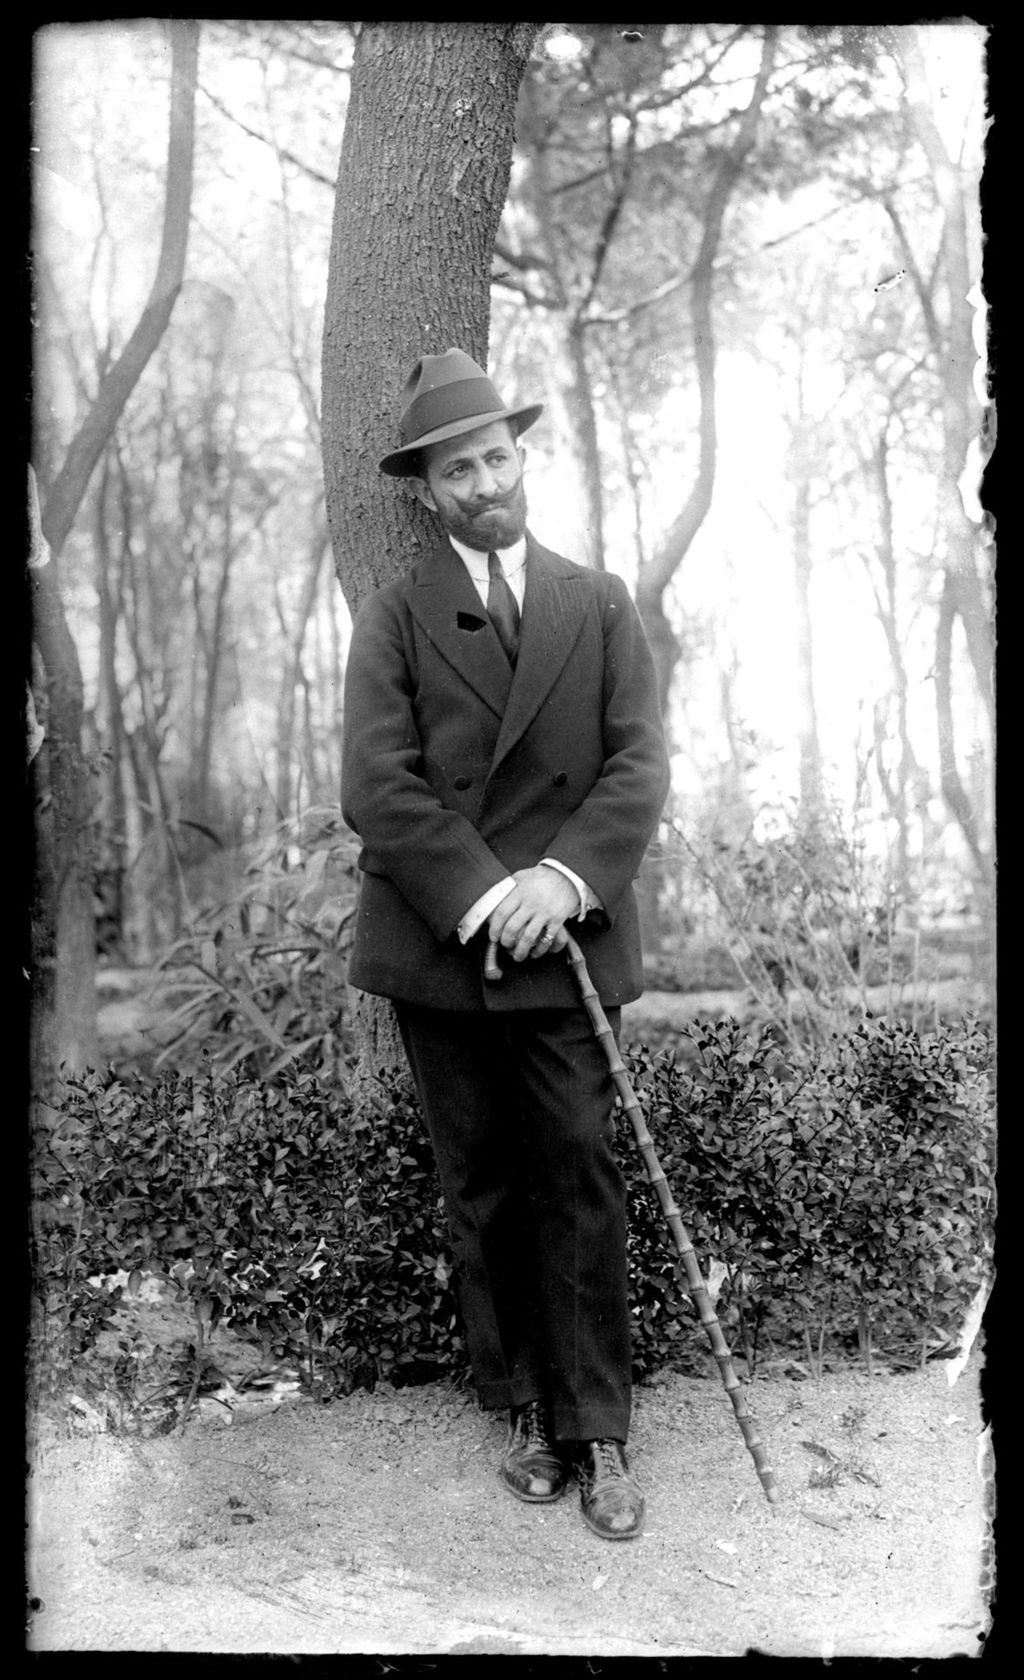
[409,476,437,512]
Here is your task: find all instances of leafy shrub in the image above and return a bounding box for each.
[150,805,361,1080]
[623,1014,995,1377]
[31,1066,465,1405]
[31,1014,994,1412]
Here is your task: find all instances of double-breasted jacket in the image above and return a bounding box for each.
[341,535,670,1011]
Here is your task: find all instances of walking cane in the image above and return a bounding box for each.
[485,932,778,1506]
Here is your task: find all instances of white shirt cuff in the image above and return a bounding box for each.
[541,858,602,920]
[457,879,516,945]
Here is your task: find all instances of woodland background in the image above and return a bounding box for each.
[27,20,994,1090]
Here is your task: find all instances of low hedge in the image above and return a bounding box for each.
[31,1067,459,1398]
[624,1015,994,1375]
[31,1014,994,1402]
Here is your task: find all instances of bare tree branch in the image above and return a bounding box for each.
[493,237,554,276]
[40,20,200,560]
[576,118,637,319]
[198,79,337,190]
[640,26,779,608]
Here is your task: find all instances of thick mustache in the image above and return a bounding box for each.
[467,481,522,514]
[468,495,514,515]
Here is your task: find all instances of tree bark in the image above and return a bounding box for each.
[321,21,539,1088]
[323,21,540,617]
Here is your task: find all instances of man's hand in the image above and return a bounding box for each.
[487,864,578,963]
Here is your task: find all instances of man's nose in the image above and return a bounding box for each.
[472,462,502,497]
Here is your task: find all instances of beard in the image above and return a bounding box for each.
[437,474,529,550]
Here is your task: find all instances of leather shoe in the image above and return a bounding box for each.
[572,1439,645,1539]
[500,1399,569,1503]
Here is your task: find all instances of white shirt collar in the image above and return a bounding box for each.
[448,535,527,576]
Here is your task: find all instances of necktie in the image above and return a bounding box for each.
[487,551,520,663]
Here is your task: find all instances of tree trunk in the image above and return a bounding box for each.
[864,433,922,903]
[39,21,199,559]
[561,317,606,569]
[275,521,329,822]
[194,493,237,819]
[93,456,129,955]
[323,20,539,617]
[635,26,777,718]
[896,25,992,720]
[31,20,199,1086]
[27,471,92,1088]
[322,21,539,1088]
[893,26,992,891]
[790,431,823,819]
[120,531,188,939]
[935,572,987,884]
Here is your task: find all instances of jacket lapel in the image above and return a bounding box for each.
[403,536,590,768]
[491,536,589,769]
[406,541,513,717]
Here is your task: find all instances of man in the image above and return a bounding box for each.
[341,348,669,1541]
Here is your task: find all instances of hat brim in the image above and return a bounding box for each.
[379,402,543,477]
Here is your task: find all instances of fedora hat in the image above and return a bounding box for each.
[378,348,543,477]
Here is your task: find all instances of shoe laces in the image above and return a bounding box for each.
[583,1438,629,1487]
[517,1399,554,1453]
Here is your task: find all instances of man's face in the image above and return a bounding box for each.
[411,420,528,550]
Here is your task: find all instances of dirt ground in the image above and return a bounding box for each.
[26,1283,993,1659]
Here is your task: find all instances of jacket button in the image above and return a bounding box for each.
[553,771,568,787]
[453,775,472,791]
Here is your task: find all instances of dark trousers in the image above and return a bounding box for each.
[395,1002,631,1443]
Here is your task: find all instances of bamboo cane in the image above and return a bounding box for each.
[564,934,778,1506]
[483,931,778,1503]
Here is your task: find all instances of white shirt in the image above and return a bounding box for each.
[446,537,602,945]
[449,534,528,612]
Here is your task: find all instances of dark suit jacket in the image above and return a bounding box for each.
[341,534,670,1010]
